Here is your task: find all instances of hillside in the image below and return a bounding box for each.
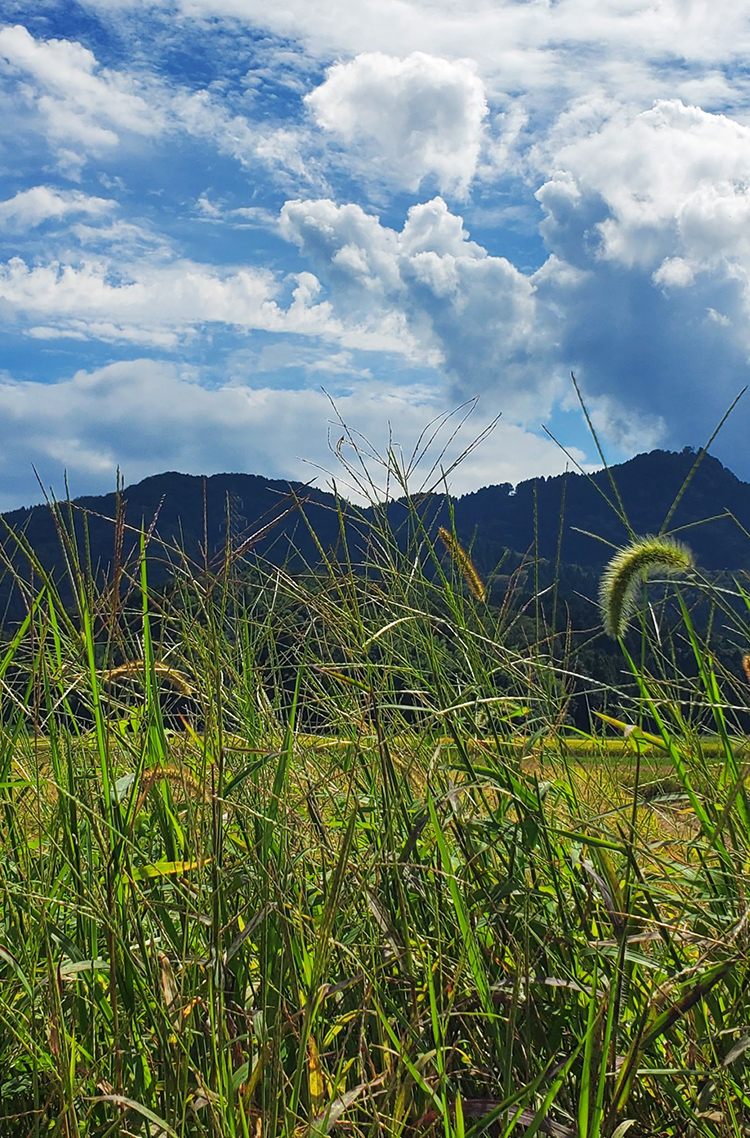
[1,447,749,622]
[453,447,750,572]
[0,472,349,618]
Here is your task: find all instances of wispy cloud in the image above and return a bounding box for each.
[77,0,750,110]
[0,185,115,229]
[0,23,164,166]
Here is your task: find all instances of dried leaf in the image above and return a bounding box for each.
[308,1035,326,1113]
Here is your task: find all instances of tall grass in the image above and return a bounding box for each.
[0,435,749,1137]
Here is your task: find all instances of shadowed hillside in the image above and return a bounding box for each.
[452,447,750,572]
[1,447,749,623]
[0,472,354,620]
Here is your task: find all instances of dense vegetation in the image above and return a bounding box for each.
[2,440,750,1136]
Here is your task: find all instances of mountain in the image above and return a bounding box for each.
[452,447,750,573]
[0,472,348,618]
[1,447,750,622]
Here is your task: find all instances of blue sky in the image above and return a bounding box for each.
[1,0,750,508]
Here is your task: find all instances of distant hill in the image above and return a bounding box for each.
[452,447,750,572]
[0,472,349,618]
[1,447,750,621]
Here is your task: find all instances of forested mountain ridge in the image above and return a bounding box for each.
[453,447,750,572]
[1,447,750,622]
[0,471,344,617]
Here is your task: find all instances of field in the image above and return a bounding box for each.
[1,458,750,1138]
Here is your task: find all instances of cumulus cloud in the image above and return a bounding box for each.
[0,360,587,510]
[306,52,488,196]
[539,100,750,274]
[531,99,750,466]
[273,94,750,467]
[280,195,554,418]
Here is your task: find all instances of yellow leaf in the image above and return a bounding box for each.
[308,1035,326,1113]
[131,859,205,881]
[593,712,667,750]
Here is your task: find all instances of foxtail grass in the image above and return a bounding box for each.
[599,534,694,638]
[0,427,749,1137]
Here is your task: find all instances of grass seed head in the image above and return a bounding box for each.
[103,660,194,696]
[600,534,694,639]
[438,526,486,602]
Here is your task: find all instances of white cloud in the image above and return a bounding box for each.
[585,393,667,455]
[0,245,427,357]
[538,100,750,275]
[166,84,324,189]
[0,186,116,230]
[652,257,696,288]
[528,98,750,465]
[170,88,265,170]
[0,359,588,510]
[280,195,554,418]
[0,25,316,185]
[306,52,488,196]
[229,341,374,380]
[0,255,280,346]
[532,99,750,376]
[195,196,279,228]
[0,24,164,161]
[75,0,750,115]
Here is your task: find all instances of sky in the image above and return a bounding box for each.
[1,1,750,509]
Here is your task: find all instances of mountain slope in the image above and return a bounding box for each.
[1,447,749,623]
[453,448,750,571]
[0,472,349,618]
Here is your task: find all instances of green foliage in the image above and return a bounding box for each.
[0,436,749,1137]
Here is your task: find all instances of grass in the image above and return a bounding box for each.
[1,437,750,1136]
